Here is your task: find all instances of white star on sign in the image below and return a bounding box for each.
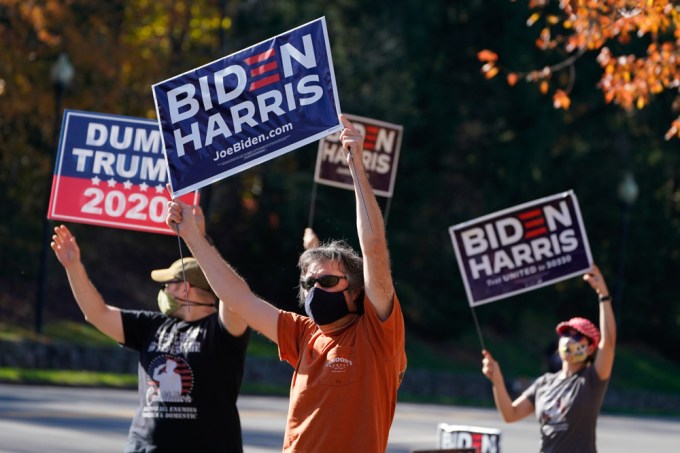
[91,176,101,186]
[155,184,165,193]
[139,182,149,192]
[123,180,133,190]
[107,178,117,188]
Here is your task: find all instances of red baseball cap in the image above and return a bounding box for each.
[556,317,600,346]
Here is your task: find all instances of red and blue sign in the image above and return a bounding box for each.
[47,110,199,235]
[449,191,592,306]
[152,17,342,197]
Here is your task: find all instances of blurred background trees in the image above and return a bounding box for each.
[0,0,678,363]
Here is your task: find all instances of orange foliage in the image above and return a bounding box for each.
[553,89,571,109]
[477,0,680,140]
[477,49,499,62]
[484,66,500,79]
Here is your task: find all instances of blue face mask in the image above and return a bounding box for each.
[304,287,354,325]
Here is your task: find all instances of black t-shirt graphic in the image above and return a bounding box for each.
[121,310,249,452]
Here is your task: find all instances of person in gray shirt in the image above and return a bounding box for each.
[481,264,616,453]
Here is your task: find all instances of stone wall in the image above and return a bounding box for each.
[0,339,138,374]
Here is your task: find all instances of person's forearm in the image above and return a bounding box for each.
[490,375,518,422]
[348,157,394,314]
[65,264,105,317]
[350,158,386,247]
[64,263,122,341]
[599,296,617,348]
[590,277,617,379]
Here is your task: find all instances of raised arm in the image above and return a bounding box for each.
[50,225,124,343]
[303,227,320,250]
[583,264,616,380]
[192,204,247,337]
[339,114,394,321]
[482,350,534,423]
[166,197,279,343]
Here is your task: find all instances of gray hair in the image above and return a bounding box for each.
[297,239,364,306]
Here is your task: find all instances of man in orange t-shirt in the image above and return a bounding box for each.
[277,237,406,450]
[167,114,407,451]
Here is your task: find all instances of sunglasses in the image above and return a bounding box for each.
[561,330,587,342]
[160,280,183,290]
[299,275,347,291]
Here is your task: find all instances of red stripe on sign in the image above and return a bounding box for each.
[248,74,281,91]
[519,209,542,219]
[472,433,482,448]
[250,61,278,77]
[525,227,548,238]
[47,175,199,235]
[524,218,545,228]
[244,48,276,65]
[48,175,93,218]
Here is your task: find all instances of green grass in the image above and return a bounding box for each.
[0,323,40,342]
[404,330,542,376]
[0,321,117,347]
[0,368,137,388]
[610,345,680,393]
[246,332,279,358]
[404,328,680,400]
[43,320,119,347]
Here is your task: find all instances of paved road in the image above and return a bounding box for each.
[0,384,678,452]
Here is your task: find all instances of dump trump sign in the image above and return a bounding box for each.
[449,191,592,306]
[152,17,342,197]
[314,114,403,197]
[47,110,199,235]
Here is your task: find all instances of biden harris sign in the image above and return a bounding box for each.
[152,17,342,197]
[47,110,199,235]
[314,114,403,197]
[449,191,592,307]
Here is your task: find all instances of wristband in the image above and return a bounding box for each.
[598,294,611,302]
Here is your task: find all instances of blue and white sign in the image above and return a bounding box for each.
[152,17,342,197]
[449,191,593,307]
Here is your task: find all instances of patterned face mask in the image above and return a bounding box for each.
[558,336,589,363]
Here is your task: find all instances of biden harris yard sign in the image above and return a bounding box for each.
[152,17,342,197]
[314,114,403,197]
[47,110,199,235]
[437,424,501,452]
[449,191,592,307]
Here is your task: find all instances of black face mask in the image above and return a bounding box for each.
[304,287,354,325]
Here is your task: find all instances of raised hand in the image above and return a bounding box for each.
[583,264,609,298]
[482,349,502,384]
[51,225,81,269]
[339,114,364,164]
